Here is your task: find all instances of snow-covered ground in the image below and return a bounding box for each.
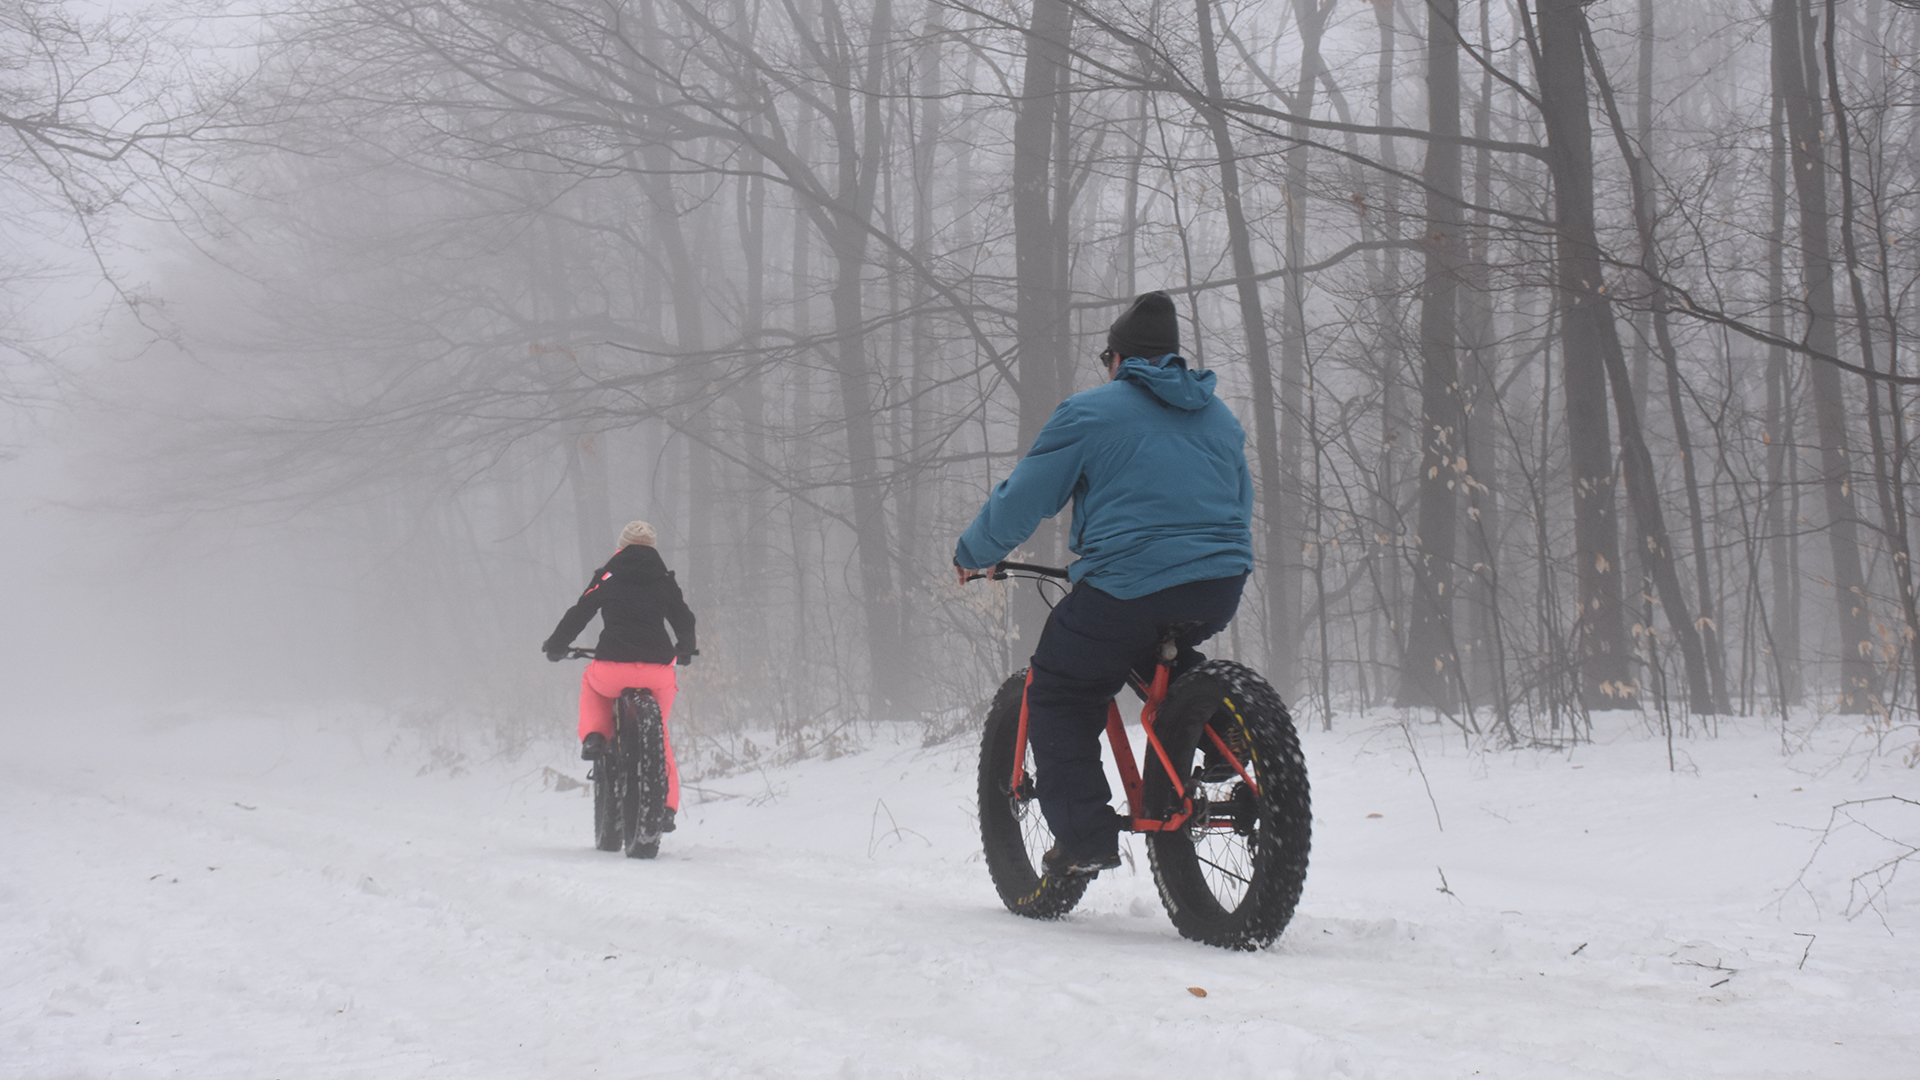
[4,704,1916,1078]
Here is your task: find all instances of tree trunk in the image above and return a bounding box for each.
[1370,0,1407,704]
[819,0,907,720]
[641,161,715,600]
[732,103,772,696]
[1400,0,1466,711]
[1586,19,1730,713]
[567,432,614,581]
[900,7,944,673]
[1534,0,1634,708]
[1459,0,1508,722]
[1772,0,1881,712]
[1009,0,1074,652]
[632,1,715,603]
[1272,0,1330,699]
[1821,0,1919,719]
[1192,0,1286,692]
[1765,65,1802,706]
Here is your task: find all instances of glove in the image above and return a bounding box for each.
[544,644,566,662]
[676,650,697,666]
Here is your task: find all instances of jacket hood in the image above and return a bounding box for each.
[1117,354,1217,411]
[607,542,670,579]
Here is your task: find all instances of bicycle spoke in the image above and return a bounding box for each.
[1194,848,1252,888]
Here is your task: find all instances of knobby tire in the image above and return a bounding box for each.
[1142,660,1311,950]
[592,744,621,853]
[590,690,668,858]
[977,669,1091,919]
[622,689,669,859]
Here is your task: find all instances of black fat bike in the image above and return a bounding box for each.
[965,563,1312,950]
[566,649,673,859]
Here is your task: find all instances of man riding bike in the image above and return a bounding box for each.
[955,291,1254,878]
[544,520,698,832]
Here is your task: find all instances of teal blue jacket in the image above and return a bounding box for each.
[955,356,1254,599]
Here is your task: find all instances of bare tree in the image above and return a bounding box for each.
[0,0,213,409]
[1400,0,1467,711]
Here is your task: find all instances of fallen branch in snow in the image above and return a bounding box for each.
[868,798,930,857]
[1784,795,1920,933]
[1435,866,1460,903]
[679,783,740,802]
[745,772,788,807]
[1673,956,1739,988]
[1794,932,1816,970]
[539,766,587,794]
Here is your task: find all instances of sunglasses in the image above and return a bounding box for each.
[1096,348,1117,366]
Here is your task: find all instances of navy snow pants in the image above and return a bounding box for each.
[1025,572,1247,859]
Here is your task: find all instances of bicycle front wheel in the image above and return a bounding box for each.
[619,689,669,859]
[1142,660,1310,950]
[977,670,1091,920]
[592,748,621,853]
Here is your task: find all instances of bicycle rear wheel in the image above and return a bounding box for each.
[977,669,1092,919]
[1142,660,1310,950]
[621,689,669,859]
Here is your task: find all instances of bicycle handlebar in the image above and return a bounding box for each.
[996,561,1069,579]
[961,560,1070,583]
[560,646,697,661]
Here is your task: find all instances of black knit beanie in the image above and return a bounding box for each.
[1106,291,1181,361]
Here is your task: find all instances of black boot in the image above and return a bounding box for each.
[660,807,677,833]
[1042,844,1121,878]
[580,732,608,760]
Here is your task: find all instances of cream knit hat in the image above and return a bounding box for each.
[619,520,657,548]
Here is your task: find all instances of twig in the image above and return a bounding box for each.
[1435,866,1459,903]
[1403,720,1444,832]
[1674,956,1739,988]
[1793,932,1816,970]
[867,798,930,858]
[1782,795,1920,930]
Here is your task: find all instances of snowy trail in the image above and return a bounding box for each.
[3,709,1915,1078]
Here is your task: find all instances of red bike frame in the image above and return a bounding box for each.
[1010,650,1260,835]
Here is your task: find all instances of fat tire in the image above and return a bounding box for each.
[977,669,1091,919]
[624,689,668,860]
[592,754,620,852]
[1143,660,1310,950]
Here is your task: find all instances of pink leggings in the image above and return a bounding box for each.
[579,660,681,811]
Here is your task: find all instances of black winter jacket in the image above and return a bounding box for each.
[543,544,697,664]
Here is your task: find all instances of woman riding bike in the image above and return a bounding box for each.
[954,291,1254,877]
[544,520,698,832]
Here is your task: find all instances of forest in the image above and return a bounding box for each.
[6,0,1920,755]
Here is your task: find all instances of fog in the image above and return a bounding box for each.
[5,0,1920,752]
[0,438,436,712]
